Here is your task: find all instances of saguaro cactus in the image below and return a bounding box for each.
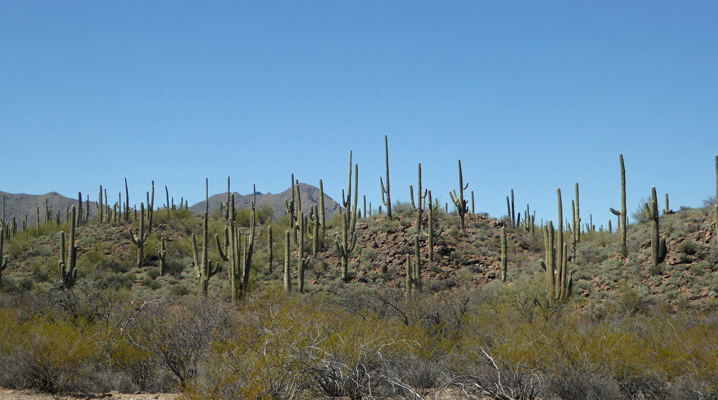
[267,225,273,274]
[59,206,78,288]
[380,135,392,220]
[410,163,427,232]
[501,226,507,282]
[193,179,219,297]
[427,190,442,262]
[540,220,556,301]
[574,182,580,243]
[158,237,167,276]
[297,211,310,293]
[0,230,7,286]
[647,186,667,266]
[129,202,149,267]
[405,234,422,298]
[557,188,566,300]
[284,230,291,293]
[609,154,628,255]
[449,160,469,230]
[335,151,358,281]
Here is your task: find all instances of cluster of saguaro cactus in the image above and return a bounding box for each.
[449,160,469,230]
[193,179,219,297]
[609,154,628,255]
[380,135,392,220]
[129,202,149,267]
[59,206,78,288]
[539,220,571,302]
[646,186,667,266]
[405,234,422,298]
[218,188,257,302]
[410,163,427,233]
[335,152,358,281]
[523,204,535,235]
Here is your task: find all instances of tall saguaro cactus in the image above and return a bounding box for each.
[405,234,422,298]
[557,188,566,300]
[540,220,556,301]
[450,160,469,230]
[0,230,7,286]
[193,179,218,297]
[574,182,580,244]
[501,226,507,282]
[647,186,667,266]
[129,202,149,267]
[410,163,427,233]
[335,151,358,281]
[297,211,310,293]
[380,135,392,220]
[609,154,628,255]
[59,206,78,288]
[284,230,291,293]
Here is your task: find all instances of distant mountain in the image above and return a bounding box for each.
[189,183,341,221]
[0,191,96,226]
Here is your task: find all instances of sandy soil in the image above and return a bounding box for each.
[0,388,179,400]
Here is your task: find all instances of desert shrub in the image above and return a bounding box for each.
[678,241,698,256]
[5,316,101,395]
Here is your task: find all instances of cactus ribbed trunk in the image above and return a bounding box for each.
[284,230,291,293]
[380,135,392,220]
[557,188,564,300]
[501,226,507,282]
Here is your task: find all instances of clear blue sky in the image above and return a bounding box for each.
[2,1,717,228]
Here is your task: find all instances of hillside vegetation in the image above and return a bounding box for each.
[1,151,718,400]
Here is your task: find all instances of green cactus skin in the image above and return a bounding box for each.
[380,135,392,220]
[219,190,257,302]
[557,188,565,301]
[608,154,628,255]
[129,203,149,267]
[540,220,555,301]
[511,189,516,227]
[506,196,511,225]
[575,182,580,244]
[410,163,427,233]
[664,193,672,215]
[501,226,507,282]
[471,191,475,214]
[98,185,103,224]
[320,179,326,237]
[0,229,7,286]
[449,160,469,230]
[335,151,358,281]
[147,181,155,235]
[413,234,421,293]
[308,205,320,255]
[284,230,291,293]
[124,178,130,222]
[428,190,436,262]
[405,254,413,299]
[298,211,310,293]
[158,237,167,276]
[226,176,231,220]
[58,206,78,288]
[714,205,717,245]
[284,174,298,243]
[267,225,273,274]
[646,186,667,266]
[193,179,219,297]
